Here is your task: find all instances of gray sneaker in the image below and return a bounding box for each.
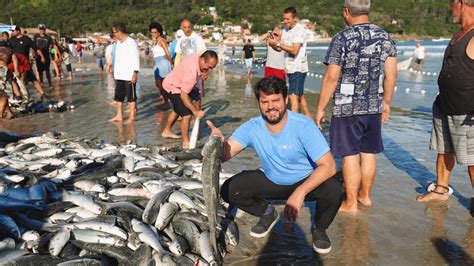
[312,229,332,254]
[250,208,279,238]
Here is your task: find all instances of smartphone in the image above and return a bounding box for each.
[267,31,274,39]
[462,114,474,126]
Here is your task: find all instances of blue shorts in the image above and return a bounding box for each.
[288,72,306,95]
[154,56,172,80]
[96,58,105,69]
[329,114,383,157]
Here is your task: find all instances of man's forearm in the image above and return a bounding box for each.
[317,75,338,112]
[279,43,299,56]
[180,92,197,114]
[295,162,336,195]
[383,77,396,105]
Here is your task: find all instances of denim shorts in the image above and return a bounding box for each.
[288,72,306,95]
[154,56,172,80]
[96,58,105,69]
[329,114,383,157]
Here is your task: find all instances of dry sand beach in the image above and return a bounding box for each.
[0,58,473,265]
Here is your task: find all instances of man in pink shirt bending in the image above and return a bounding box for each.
[161,51,218,149]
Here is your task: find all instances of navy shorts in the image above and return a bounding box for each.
[329,114,383,157]
[287,72,306,95]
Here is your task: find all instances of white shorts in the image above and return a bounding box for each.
[245,58,253,69]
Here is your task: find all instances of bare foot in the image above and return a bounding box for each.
[5,112,14,120]
[416,192,449,202]
[339,201,358,214]
[162,132,181,139]
[358,194,372,207]
[182,142,189,149]
[109,116,122,122]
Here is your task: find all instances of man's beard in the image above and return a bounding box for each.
[262,107,286,125]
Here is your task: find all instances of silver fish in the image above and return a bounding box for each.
[49,228,70,256]
[155,202,179,231]
[142,187,174,224]
[71,229,125,247]
[201,136,222,263]
[122,156,135,172]
[199,231,217,265]
[0,237,15,252]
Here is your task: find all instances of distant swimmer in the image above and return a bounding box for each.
[161,51,217,149]
[316,0,398,214]
[417,0,474,207]
[412,41,427,72]
[207,77,343,254]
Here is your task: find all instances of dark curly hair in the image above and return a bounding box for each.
[148,22,164,36]
[254,76,288,101]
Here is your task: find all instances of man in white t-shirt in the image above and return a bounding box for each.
[412,41,427,72]
[175,19,206,64]
[268,7,311,118]
[108,23,140,124]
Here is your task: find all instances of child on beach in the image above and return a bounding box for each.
[63,49,73,80]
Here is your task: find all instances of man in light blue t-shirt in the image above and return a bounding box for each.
[207,77,343,254]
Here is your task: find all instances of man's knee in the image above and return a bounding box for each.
[220,171,255,204]
[318,175,344,201]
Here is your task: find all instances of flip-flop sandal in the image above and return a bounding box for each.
[427,183,453,195]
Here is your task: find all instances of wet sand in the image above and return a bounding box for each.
[0,57,473,265]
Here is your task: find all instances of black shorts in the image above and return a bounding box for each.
[415,59,424,64]
[164,91,193,117]
[25,69,37,82]
[114,80,137,102]
[36,57,51,72]
[66,64,72,72]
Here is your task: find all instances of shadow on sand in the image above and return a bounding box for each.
[382,135,470,210]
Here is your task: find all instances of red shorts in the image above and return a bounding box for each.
[8,53,30,74]
[264,66,286,80]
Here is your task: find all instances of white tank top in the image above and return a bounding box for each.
[152,43,166,58]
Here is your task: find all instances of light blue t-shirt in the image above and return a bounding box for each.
[231,111,330,185]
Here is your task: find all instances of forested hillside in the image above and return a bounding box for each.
[0,0,458,37]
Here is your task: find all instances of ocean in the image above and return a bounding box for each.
[225,40,449,114]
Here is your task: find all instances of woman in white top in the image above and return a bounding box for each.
[149,22,173,106]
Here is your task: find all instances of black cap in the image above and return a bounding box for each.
[13,26,21,31]
[38,24,46,30]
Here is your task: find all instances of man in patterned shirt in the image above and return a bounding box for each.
[316,0,398,214]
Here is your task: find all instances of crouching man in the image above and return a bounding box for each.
[207,77,343,254]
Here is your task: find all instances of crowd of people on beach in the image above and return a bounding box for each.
[100,0,474,256]
[0,23,88,119]
[0,0,472,258]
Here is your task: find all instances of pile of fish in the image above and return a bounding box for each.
[0,132,238,265]
[9,99,75,114]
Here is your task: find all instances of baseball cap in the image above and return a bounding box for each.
[38,24,46,30]
[176,29,184,38]
[13,26,21,32]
